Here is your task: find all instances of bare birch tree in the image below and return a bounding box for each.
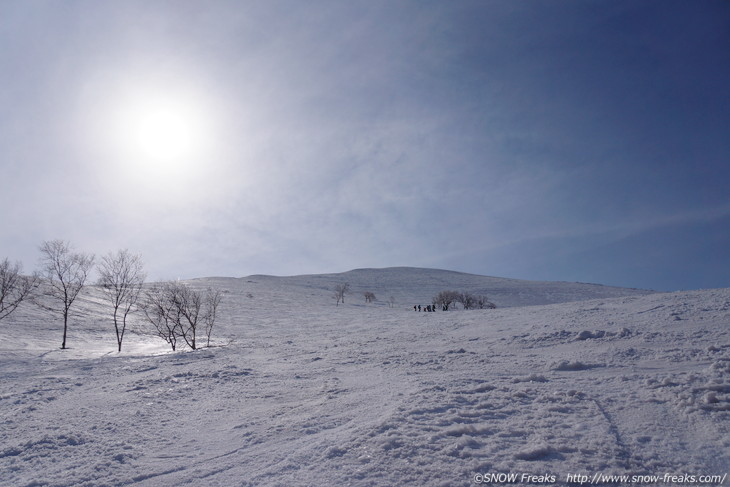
[142,282,182,351]
[0,258,40,321]
[141,281,222,351]
[175,283,203,350]
[97,250,146,352]
[333,282,350,306]
[457,292,476,310]
[203,288,222,347]
[433,290,460,310]
[476,295,496,309]
[38,240,95,349]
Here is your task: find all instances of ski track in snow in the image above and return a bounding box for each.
[1,268,729,486]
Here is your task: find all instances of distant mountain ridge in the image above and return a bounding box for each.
[201,266,653,308]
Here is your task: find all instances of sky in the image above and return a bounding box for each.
[1,0,728,291]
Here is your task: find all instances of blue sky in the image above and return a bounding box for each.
[1,0,728,291]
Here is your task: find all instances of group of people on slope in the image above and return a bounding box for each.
[414,304,447,312]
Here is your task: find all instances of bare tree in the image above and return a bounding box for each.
[388,295,396,308]
[433,290,495,310]
[142,282,182,351]
[203,288,222,347]
[0,258,40,321]
[457,292,476,310]
[364,291,376,303]
[476,295,496,309]
[38,240,95,349]
[175,283,203,350]
[141,281,222,351]
[97,250,146,352]
[433,290,460,311]
[333,282,350,306]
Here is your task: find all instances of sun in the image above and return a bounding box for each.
[96,80,223,194]
[77,69,228,208]
[130,98,200,162]
[114,93,208,168]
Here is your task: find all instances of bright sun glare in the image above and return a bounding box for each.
[131,99,199,162]
[82,71,229,205]
[104,85,217,188]
[119,95,207,165]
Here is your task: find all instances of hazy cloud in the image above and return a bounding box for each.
[1,0,728,290]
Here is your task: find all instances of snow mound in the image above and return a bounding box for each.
[550,360,600,371]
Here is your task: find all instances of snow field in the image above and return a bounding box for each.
[0,269,728,486]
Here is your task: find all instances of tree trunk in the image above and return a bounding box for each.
[114,308,122,352]
[61,312,68,349]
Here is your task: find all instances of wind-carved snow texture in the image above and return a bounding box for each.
[0,268,728,486]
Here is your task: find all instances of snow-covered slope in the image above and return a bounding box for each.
[1,268,728,486]
[235,267,653,309]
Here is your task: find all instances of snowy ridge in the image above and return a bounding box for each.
[0,268,728,486]
[207,266,653,309]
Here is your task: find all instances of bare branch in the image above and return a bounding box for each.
[333,282,350,306]
[0,258,40,321]
[141,282,182,351]
[38,240,95,349]
[433,290,460,310]
[141,281,221,351]
[203,288,222,347]
[97,249,146,352]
